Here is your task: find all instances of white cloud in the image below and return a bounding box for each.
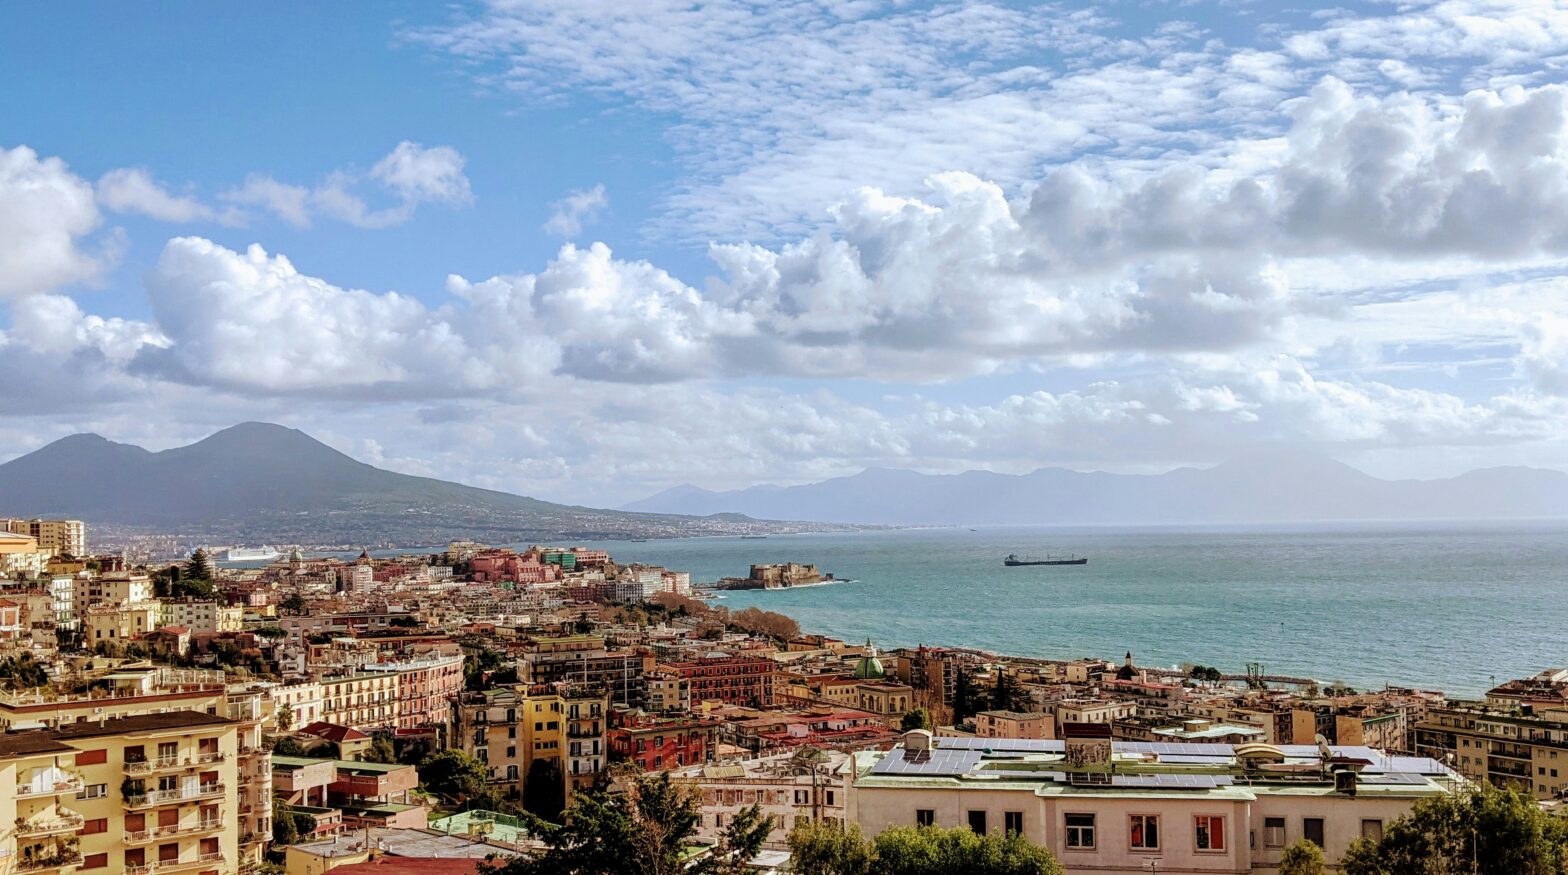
[1521,315,1568,395]
[0,145,108,298]
[543,184,607,237]
[96,168,222,224]
[221,142,473,229]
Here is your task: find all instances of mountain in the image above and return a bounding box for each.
[623,449,1568,526]
[0,422,827,545]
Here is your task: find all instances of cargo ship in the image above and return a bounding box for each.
[1003,553,1087,566]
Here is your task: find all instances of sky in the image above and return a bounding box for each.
[3,0,1568,508]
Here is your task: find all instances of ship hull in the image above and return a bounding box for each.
[1003,558,1088,566]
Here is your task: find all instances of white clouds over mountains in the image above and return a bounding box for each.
[9,0,1568,499]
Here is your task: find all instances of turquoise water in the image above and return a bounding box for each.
[583,522,1568,697]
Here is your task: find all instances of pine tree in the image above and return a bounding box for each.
[185,548,213,581]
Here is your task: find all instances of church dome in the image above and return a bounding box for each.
[853,640,885,680]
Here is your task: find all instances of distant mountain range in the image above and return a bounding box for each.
[0,422,830,546]
[624,450,1568,526]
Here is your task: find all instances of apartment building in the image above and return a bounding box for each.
[608,711,720,772]
[360,654,463,731]
[0,711,242,875]
[74,571,154,609]
[84,602,162,645]
[667,750,849,850]
[0,668,273,869]
[975,710,1055,740]
[159,602,245,636]
[658,653,776,707]
[515,635,653,706]
[846,729,1460,873]
[2,519,86,559]
[0,531,49,577]
[1414,702,1568,799]
[563,688,608,795]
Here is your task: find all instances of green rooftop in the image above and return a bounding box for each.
[428,809,539,845]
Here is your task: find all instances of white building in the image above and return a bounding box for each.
[845,729,1460,873]
[666,750,849,849]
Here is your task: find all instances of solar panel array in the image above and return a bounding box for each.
[871,748,983,777]
[1358,772,1429,785]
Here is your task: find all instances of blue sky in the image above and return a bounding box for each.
[4,1,1568,506]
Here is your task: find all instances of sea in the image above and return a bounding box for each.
[573,521,1568,699]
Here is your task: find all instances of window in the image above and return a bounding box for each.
[967,810,987,834]
[795,790,810,805]
[1130,814,1160,850]
[81,854,108,870]
[1064,813,1095,849]
[75,748,107,766]
[826,790,835,806]
[77,783,107,800]
[1004,811,1024,836]
[81,818,107,835]
[1183,813,1222,850]
[1303,817,1326,848]
[1361,819,1384,840]
[1264,817,1286,847]
[915,809,935,827]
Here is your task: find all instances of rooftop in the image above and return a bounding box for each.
[292,827,521,861]
[852,736,1459,799]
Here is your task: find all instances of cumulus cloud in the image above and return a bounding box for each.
[543,184,607,237]
[0,145,109,298]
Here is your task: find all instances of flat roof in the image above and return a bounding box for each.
[852,738,1458,799]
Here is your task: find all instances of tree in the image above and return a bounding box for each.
[788,820,873,875]
[185,548,213,581]
[952,666,979,722]
[255,626,288,640]
[522,757,566,822]
[573,612,595,635]
[364,733,397,764]
[480,771,770,875]
[1278,839,1327,875]
[0,654,49,690]
[269,736,307,757]
[388,615,420,628]
[992,669,1029,713]
[421,749,488,804]
[272,800,317,846]
[1341,783,1568,875]
[899,708,932,732]
[280,593,308,616]
[1188,665,1223,684]
[869,825,1062,875]
[275,703,295,732]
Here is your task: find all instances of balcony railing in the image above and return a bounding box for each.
[195,751,225,764]
[126,853,225,875]
[17,814,85,838]
[125,783,225,808]
[15,777,84,798]
[17,852,82,872]
[125,818,224,843]
[124,755,193,775]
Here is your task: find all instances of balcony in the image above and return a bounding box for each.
[195,751,225,765]
[125,818,224,843]
[15,777,84,798]
[126,852,226,875]
[16,813,85,838]
[125,784,226,808]
[17,852,82,872]
[123,756,193,775]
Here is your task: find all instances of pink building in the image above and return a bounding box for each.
[365,654,466,731]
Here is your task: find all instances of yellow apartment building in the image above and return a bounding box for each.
[0,668,272,870]
[0,711,242,875]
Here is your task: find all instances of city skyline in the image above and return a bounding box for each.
[4,2,1568,507]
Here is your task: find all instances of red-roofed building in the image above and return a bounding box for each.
[658,652,777,707]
